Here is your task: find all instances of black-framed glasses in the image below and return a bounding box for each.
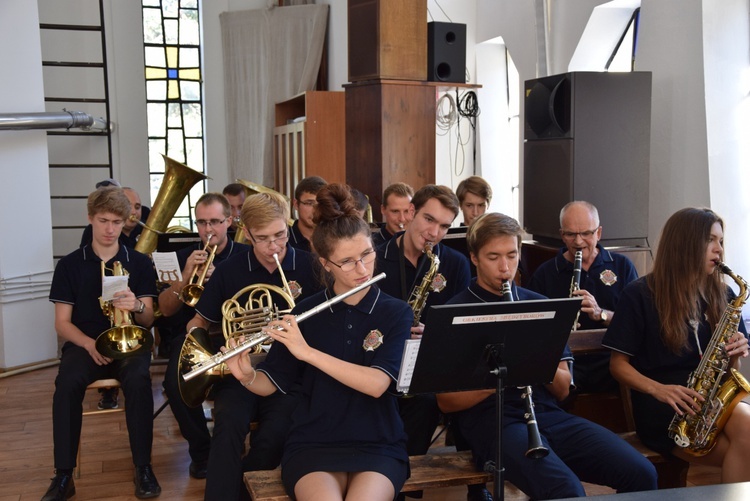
[248,228,289,248]
[194,218,228,227]
[297,200,318,207]
[327,250,376,273]
[560,227,600,240]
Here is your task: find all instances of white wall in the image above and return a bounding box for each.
[0,1,57,367]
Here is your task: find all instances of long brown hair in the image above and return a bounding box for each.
[648,207,726,354]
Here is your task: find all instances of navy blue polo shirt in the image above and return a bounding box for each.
[529,244,638,330]
[49,245,158,339]
[447,280,574,425]
[258,285,411,464]
[288,220,311,253]
[376,235,471,322]
[602,277,748,386]
[195,244,320,324]
[372,225,394,248]
[167,240,250,328]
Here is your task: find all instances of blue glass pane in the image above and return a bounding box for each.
[168,68,178,79]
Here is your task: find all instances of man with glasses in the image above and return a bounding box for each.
[289,176,327,252]
[185,191,321,500]
[529,200,638,394]
[376,185,471,499]
[158,193,250,480]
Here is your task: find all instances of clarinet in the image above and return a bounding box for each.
[569,250,583,331]
[501,280,549,459]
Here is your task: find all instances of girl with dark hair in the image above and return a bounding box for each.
[603,207,750,482]
[225,183,412,500]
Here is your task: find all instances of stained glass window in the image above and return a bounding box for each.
[142,0,205,231]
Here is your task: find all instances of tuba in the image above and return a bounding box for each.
[178,234,218,307]
[134,155,207,255]
[177,253,296,407]
[668,263,750,456]
[407,242,440,327]
[95,261,153,358]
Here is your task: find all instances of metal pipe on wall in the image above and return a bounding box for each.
[0,110,109,132]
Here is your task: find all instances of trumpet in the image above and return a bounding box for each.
[502,279,548,459]
[178,235,217,307]
[95,261,153,359]
[181,272,386,383]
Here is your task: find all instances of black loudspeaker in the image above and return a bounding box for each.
[427,22,466,83]
[523,72,652,247]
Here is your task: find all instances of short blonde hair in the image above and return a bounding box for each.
[87,186,130,219]
[241,192,290,230]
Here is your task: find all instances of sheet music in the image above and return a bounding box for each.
[396,338,421,393]
[101,275,129,301]
[152,251,182,282]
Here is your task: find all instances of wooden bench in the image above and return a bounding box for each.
[244,450,492,501]
[567,329,689,489]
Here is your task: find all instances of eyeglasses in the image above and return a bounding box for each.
[327,250,376,273]
[194,218,228,228]
[560,227,600,240]
[249,229,289,248]
[297,200,318,207]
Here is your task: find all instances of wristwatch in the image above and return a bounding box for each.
[136,300,145,314]
[599,309,609,324]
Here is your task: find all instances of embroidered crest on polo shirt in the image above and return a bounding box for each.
[287,280,302,298]
[363,329,384,351]
[431,273,447,293]
[599,269,618,286]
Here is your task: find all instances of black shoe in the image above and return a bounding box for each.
[134,464,161,499]
[188,460,208,479]
[98,387,119,410]
[466,486,493,501]
[41,471,75,501]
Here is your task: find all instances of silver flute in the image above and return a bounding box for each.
[182,272,386,382]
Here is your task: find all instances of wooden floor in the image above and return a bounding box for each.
[0,364,720,501]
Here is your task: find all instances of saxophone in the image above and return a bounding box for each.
[407,242,440,326]
[668,262,750,456]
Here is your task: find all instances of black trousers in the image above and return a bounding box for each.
[53,343,153,469]
[204,377,298,501]
[398,394,440,456]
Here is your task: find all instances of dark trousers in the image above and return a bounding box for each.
[163,335,214,463]
[53,343,153,469]
[459,407,658,500]
[204,377,297,501]
[398,394,440,456]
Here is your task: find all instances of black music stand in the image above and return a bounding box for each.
[405,297,581,501]
[157,232,201,252]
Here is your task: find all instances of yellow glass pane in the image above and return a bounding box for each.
[145,67,167,80]
[166,46,178,68]
[168,80,180,100]
[179,68,201,81]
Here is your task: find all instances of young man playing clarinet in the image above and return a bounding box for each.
[436,212,657,500]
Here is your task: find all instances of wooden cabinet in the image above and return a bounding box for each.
[273,91,345,201]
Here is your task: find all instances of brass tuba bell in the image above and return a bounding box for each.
[95,261,153,359]
[135,155,207,255]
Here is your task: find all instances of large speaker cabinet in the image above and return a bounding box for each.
[523,72,652,247]
[347,0,427,82]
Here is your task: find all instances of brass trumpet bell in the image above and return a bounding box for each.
[95,325,153,359]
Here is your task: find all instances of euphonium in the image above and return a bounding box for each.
[668,263,750,456]
[134,155,207,255]
[502,279,549,459]
[407,242,440,326]
[95,261,153,359]
[178,234,218,307]
[176,253,296,406]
